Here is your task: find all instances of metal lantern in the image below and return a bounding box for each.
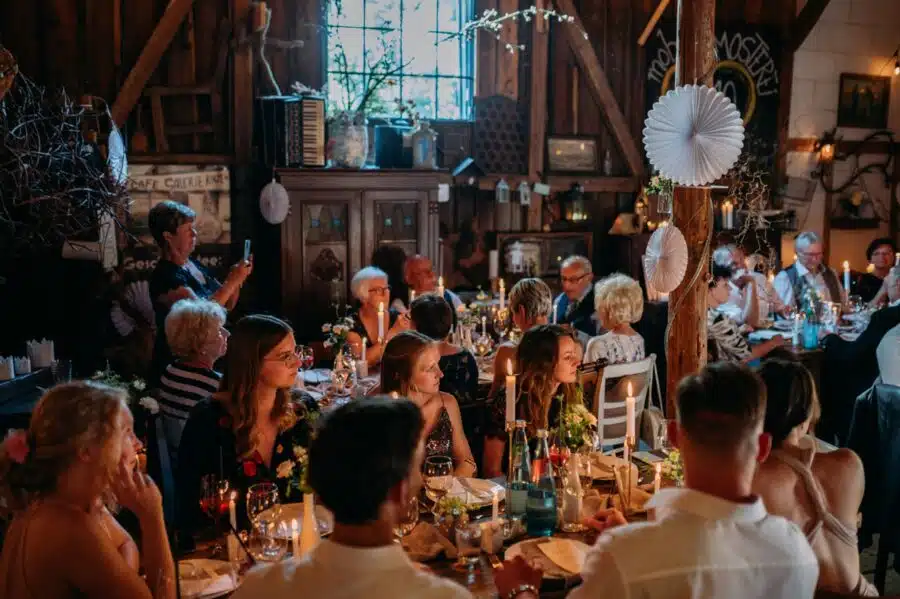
[561,183,586,221]
[518,181,531,206]
[495,178,510,203]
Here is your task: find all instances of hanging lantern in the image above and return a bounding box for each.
[495,178,510,204]
[518,181,531,206]
[560,183,586,221]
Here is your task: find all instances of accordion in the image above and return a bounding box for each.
[255,95,325,167]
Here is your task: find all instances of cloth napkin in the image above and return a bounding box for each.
[748,329,785,343]
[537,538,588,574]
[179,561,235,598]
[445,478,495,503]
[401,522,457,561]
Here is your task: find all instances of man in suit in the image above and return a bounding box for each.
[772,231,843,309]
[553,255,597,338]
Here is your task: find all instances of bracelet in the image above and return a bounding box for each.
[505,583,538,599]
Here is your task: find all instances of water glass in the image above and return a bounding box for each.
[454,519,483,570]
[394,496,419,539]
[248,519,289,562]
[246,482,280,525]
[50,359,72,384]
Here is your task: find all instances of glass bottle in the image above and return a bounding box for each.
[506,420,531,518]
[526,429,557,537]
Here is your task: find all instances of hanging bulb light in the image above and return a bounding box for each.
[894,59,900,76]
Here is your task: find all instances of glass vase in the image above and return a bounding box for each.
[328,114,369,168]
[656,190,673,217]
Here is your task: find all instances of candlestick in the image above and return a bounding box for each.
[505,359,516,423]
[377,302,385,342]
[499,279,506,311]
[654,463,662,493]
[291,518,300,557]
[624,436,635,513]
[842,261,850,294]
[437,276,445,297]
[625,382,635,440]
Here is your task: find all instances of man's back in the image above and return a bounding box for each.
[570,488,819,599]
[233,539,472,599]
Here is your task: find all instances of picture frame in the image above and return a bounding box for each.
[547,136,599,172]
[837,73,890,129]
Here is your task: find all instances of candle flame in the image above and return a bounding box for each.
[655,462,662,474]
[390,391,399,399]
[292,518,299,531]
[867,263,875,273]
[499,279,505,289]
[842,260,849,269]
[438,276,443,286]
[378,302,384,312]
[230,491,237,501]
[506,359,513,376]
[627,382,633,397]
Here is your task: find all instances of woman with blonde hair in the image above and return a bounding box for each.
[381,330,476,476]
[345,266,410,368]
[584,274,645,365]
[176,314,318,542]
[483,325,581,477]
[0,381,175,598]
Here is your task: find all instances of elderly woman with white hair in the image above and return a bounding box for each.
[158,298,228,458]
[345,266,410,368]
[584,274,645,365]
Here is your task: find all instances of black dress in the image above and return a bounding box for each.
[855,272,885,304]
[438,350,479,407]
[175,396,318,544]
[149,258,221,383]
[349,308,399,347]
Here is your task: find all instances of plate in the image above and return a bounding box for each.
[773,320,793,331]
[179,559,236,599]
[505,538,591,579]
[425,477,505,507]
[256,502,335,539]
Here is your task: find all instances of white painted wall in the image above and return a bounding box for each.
[784,0,899,270]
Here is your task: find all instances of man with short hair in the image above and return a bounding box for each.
[553,255,597,337]
[712,244,788,324]
[773,231,842,308]
[567,361,819,599]
[404,254,463,310]
[232,397,538,599]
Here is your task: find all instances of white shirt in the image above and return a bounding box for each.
[584,332,645,365]
[724,273,785,322]
[232,539,473,599]
[568,487,819,599]
[773,262,839,308]
[877,323,900,386]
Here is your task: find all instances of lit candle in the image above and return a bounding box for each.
[867,263,875,273]
[409,289,416,305]
[499,279,506,311]
[228,491,239,563]
[793,253,798,264]
[505,359,516,422]
[482,315,487,337]
[842,261,850,294]
[437,276,445,297]
[291,518,300,556]
[361,338,367,363]
[767,271,774,284]
[491,489,499,522]
[896,253,900,267]
[377,302,385,342]
[654,463,662,493]
[552,298,559,324]
[625,382,635,439]
[229,491,237,531]
[390,391,399,399]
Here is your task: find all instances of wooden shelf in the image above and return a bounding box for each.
[456,174,640,193]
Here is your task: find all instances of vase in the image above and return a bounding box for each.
[332,349,355,393]
[296,493,320,559]
[328,114,369,168]
[656,190,673,216]
[411,121,438,169]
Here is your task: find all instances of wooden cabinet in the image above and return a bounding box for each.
[278,169,447,339]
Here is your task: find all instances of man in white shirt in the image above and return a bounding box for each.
[404,254,463,310]
[713,245,789,325]
[232,397,538,599]
[773,231,843,309]
[567,361,819,599]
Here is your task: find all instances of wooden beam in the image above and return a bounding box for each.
[130,153,231,164]
[110,0,197,126]
[666,0,715,414]
[554,0,644,177]
[638,0,671,46]
[497,0,519,99]
[774,45,795,195]
[232,0,254,163]
[527,12,550,231]
[787,0,831,52]
[787,137,896,155]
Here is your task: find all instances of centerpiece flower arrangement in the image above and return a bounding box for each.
[643,174,675,198]
[660,449,684,486]
[558,386,598,452]
[90,366,155,460]
[321,312,355,354]
[275,445,312,499]
[434,496,469,539]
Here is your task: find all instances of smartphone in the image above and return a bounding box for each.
[243,239,252,261]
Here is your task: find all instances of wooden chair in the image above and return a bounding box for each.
[591,354,657,454]
[145,411,176,526]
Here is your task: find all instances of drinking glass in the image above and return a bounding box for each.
[423,456,454,505]
[453,518,483,571]
[393,496,419,540]
[246,482,280,525]
[50,359,72,384]
[656,420,672,452]
[299,346,315,370]
[577,448,594,490]
[248,519,289,562]
[200,475,230,520]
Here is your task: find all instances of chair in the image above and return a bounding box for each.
[145,411,176,526]
[592,354,657,454]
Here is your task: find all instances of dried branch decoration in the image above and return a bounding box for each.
[0,71,130,258]
[449,6,589,53]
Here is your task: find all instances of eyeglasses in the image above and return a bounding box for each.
[560,272,590,284]
[368,285,391,294]
[799,251,824,259]
[266,346,302,365]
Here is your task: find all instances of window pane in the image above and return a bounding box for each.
[436,37,461,75]
[402,76,436,120]
[328,0,364,27]
[402,25,437,76]
[365,29,401,73]
[437,78,462,119]
[365,0,400,29]
[368,79,402,116]
[404,1,437,30]
[437,0,461,31]
[328,27,365,73]
[327,74,366,112]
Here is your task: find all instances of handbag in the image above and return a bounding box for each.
[640,356,667,449]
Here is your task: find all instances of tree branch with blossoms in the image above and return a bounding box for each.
[441,6,589,54]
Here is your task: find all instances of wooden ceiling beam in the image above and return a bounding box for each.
[553,0,644,177]
[638,0,671,46]
[111,0,198,126]
[786,0,831,53]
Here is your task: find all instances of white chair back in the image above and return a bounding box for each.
[592,354,657,453]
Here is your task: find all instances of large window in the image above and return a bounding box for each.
[326,0,475,120]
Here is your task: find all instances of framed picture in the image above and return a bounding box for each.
[547,136,598,172]
[837,73,890,129]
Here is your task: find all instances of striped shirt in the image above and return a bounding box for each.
[158,362,221,453]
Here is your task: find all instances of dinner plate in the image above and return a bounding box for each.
[256,502,335,539]
[773,320,793,331]
[425,477,505,507]
[505,538,591,579]
[179,559,236,599]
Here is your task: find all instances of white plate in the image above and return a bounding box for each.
[256,502,335,539]
[179,559,236,599]
[425,477,505,507]
[505,538,591,578]
[773,320,793,331]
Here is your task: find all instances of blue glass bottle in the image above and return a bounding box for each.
[506,420,531,518]
[526,429,557,537]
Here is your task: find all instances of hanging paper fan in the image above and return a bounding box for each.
[643,85,744,186]
[644,225,688,293]
[260,179,290,224]
[110,280,154,337]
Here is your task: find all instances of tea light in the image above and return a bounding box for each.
[654,463,662,493]
[499,279,506,311]
[291,518,300,554]
[437,276,445,297]
[505,359,516,423]
[842,261,850,293]
[377,302,385,342]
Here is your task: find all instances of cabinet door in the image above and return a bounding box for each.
[281,190,361,339]
[362,190,435,265]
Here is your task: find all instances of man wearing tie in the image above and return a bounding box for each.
[554,255,597,338]
[772,231,843,310]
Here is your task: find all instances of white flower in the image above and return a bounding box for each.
[276,460,295,479]
[333,325,347,335]
[293,446,307,462]
[324,340,333,348]
[321,323,332,333]
[132,379,146,391]
[138,396,159,415]
[93,370,105,378]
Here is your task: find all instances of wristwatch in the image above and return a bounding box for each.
[505,583,539,599]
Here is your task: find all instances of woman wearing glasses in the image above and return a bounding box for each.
[346,267,411,369]
[175,315,318,545]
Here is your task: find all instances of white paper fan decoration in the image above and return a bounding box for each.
[643,85,744,186]
[260,179,290,224]
[644,225,688,293]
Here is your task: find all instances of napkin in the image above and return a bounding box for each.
[537,539,587,574]
[13,357,30,375]
[0,357,13,381]
[179,560,236,599]
[447,478,495,503]
[748,329,784,343]
[401,522,457,561]
[25,339,54,369]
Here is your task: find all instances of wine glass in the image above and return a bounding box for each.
[248,519,290,562]
[423,456,454,505]
[453,517,483,572]
[393,496,419,540]
[200,475,230,521]
[299,346,315,371]
[246,482,280,525]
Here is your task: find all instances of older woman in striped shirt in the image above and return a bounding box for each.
[158,299,228,459]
